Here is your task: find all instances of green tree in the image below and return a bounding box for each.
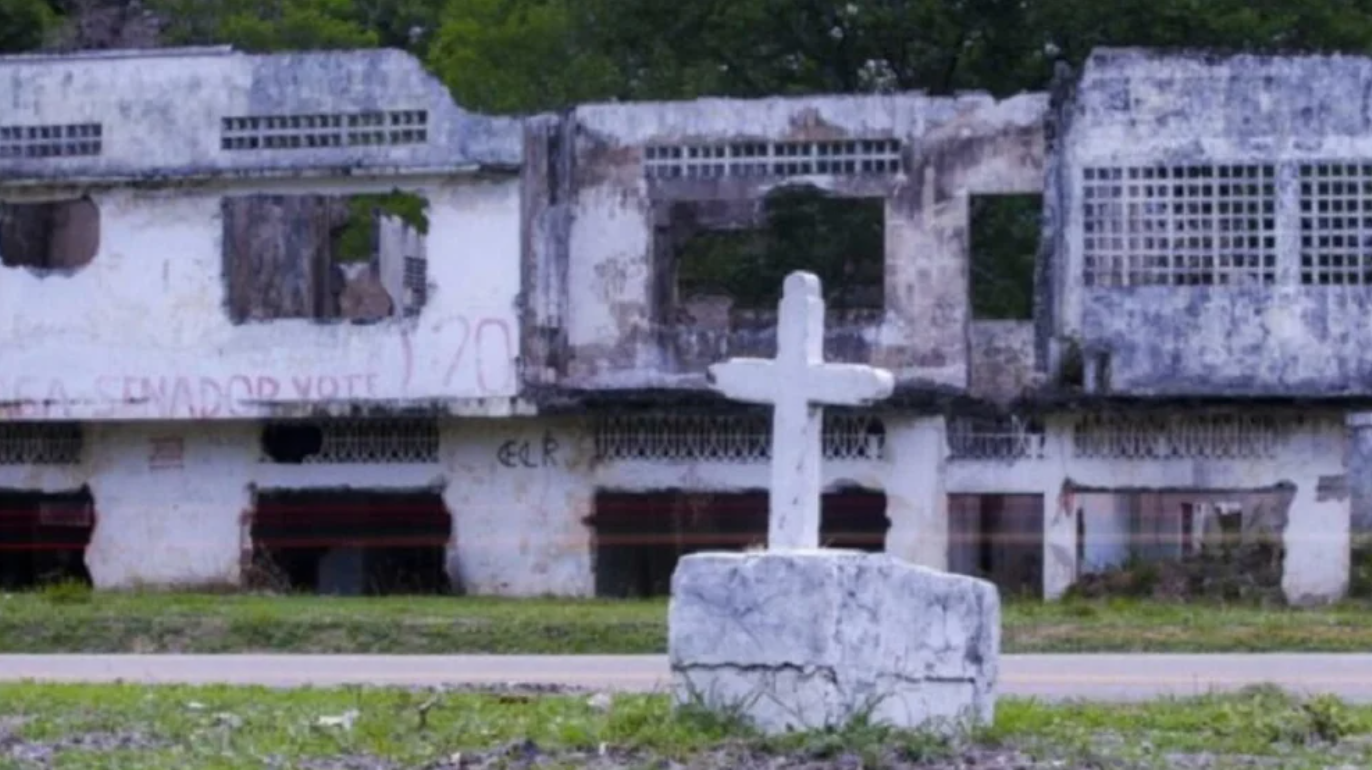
[0,0,58,53]
[155,0,378,50]
[427,0,618,113]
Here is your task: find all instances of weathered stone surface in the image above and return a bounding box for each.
[669,550,1000,735]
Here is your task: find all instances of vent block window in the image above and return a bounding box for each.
[645,139,902,180]
[1082,165,1276,287]
[221,111,428,152]
[0,123,102,158]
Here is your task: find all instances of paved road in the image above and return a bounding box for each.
[4,654,1372,702]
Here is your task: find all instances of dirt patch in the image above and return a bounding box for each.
[258,742,1071,769]
[3,730,165,766]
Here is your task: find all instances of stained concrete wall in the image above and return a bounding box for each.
[0,417,597,592]
[0,48,520,183]
[0,176,524,420]
[0,410,1351,602]
[443,417,595,596]
[1057,48,1372,396]
[946,411,1350,604]
[534,92,1047,393]
[589,414,948,572]
[0,48,526,421]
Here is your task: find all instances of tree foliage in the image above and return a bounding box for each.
[0,0,58,53]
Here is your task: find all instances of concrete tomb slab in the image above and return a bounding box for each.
[669,550,1000,734]
[673,270,1001,734]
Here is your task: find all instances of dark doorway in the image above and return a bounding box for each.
[0,488,95,590]
[249,489,451,595]
[820,487,888,551]
[948,493,1044,596]
[589,488,890,597]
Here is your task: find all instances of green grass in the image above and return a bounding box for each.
[1,682,1370,768]
[6,585,1372,654]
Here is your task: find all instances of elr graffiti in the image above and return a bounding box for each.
[496,431,559,469]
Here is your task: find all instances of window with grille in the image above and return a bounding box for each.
[1300,163,1372,285]
[402,256,427,317]
[593,411,886,463]
[1081,165,1277,287]
[0,423,83,465]
[947,415,1045,461]
[260,418,439,464]
[0,123,102,159]
[1072,413,1280,460]
[644,139,902,180]
[221,111,428,152]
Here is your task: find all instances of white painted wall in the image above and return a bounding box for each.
[0,410,1350,603]
[442,417,595,596]
[0,176,524,421]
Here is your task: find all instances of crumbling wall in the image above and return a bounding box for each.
[1056,48,1372,396]
[546,92,1047,392]
[968,321,1039,404]
[0,178,523,420]
[944,409,1350,604]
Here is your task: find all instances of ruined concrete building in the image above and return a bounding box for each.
[0,46,1357,603]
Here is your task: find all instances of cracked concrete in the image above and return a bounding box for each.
[668,550,999,734]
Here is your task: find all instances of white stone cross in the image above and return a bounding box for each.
[707,271,895,550]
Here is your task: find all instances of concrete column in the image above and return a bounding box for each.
[1348,413,1372,533]
[1271,414,1355,605]
[85,422,254,589]
[884,416,947,570]
[1042,482,1077,600]
[1040,418,1076,600]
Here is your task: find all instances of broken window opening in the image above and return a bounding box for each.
[0,197,100,271]
[948,493,1044,597]
[260,422,325,464]
[589,489,889,598]
[248,489,452,596]
[970,195,1041,320]
[222,190,430,324]
[260,418,440,464]
[0,488,95,591]
[1070,489,1290,601]
[664,185,885,325]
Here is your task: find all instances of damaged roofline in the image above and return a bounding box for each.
[1087,44,1372,65]
[0,45,236,63]
[0,162,521,193]
[525,381,1372,417]
[243,397,541,419]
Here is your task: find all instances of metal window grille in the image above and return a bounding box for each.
[947,415,1046,461]
[592,411,886,463]
[0,123,102,158]
[1072,413,1280,460]
[0,423,83,465]
[1081,165,1277,287]
[1299,163,1372,285]
[644,139,903,180]
[221,110,428,151]
[261,418,439,464]
[402,256,428,317]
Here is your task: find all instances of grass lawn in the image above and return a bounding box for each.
[0,681,1369,769]
[5,586,1372,654]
